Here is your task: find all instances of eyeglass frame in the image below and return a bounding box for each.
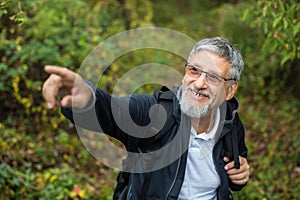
[184,63,237,83]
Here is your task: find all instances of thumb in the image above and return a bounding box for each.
[60,95,73,108]
[223,157,230,162]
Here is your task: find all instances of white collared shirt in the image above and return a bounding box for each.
[178,109,221,200]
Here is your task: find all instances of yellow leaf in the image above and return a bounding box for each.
[79,190,85,198]
[0,139,8,149]
[70,185,83,198]
[70,191,77,198]
[16,45,22,51]
[111,64,119,72]
[49,175,57,183]
[1,56,7,62]
[37,177,43,184]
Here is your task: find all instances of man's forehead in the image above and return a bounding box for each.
[190,50,231,73]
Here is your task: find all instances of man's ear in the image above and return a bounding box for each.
[226,82,238,100]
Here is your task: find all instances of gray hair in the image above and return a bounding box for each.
[187,37,244,81]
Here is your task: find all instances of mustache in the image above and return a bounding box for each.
[186,85,211,98]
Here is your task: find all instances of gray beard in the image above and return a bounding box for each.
[180,90,211,119]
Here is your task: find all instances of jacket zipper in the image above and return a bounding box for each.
[164,146,182,200]
[164,122,185,200]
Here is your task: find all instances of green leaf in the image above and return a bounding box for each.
[293,22,300,37]
[241,8,249,21]
[277,0,285,11]
[281,54,290,66]
[283,18,288,29]
[273,16,282,28]
[262,5,268,17]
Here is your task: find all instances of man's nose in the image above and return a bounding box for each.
[193,73,208,89]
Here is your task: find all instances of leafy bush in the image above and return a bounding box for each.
[0,0,152,199]
[0,121,116,199]
[241,0,300,101]
[1,0,300,199]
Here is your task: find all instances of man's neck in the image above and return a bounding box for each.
[190,110,217,135]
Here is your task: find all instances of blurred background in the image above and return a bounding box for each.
[0,0,299,199]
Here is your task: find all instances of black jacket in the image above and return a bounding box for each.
[61,86,248,200]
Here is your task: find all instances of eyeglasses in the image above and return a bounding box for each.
[185,63,236,84]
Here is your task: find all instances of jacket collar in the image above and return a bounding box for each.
[224,97,239,123]
[217,97,240,139]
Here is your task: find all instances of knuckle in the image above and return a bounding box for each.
[237,174,244,180]
[50,74,62,84]
[62,67,69,73]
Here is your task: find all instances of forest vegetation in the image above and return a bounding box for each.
[0,0,299,199]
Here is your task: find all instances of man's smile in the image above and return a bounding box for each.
[188,87,211,101]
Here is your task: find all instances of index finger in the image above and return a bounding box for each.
[44,65,77,81]
[224,160,235,170]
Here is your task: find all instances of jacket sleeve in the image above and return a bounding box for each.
[228,114,248,191]
[60,83,158,150]
[61,86,117,134]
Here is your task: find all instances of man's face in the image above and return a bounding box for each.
[180,50,236,119]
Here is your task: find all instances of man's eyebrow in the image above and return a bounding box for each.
[191,63,219,74]
[190,63,204,68]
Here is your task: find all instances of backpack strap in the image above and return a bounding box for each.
[232,116,240,169]
[139,86,176,199]
[114,87,177,200]
[138,86,176,152]
[222,115,240,169]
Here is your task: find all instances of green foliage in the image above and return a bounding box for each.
[234,97,300,199]
[0,163,115,199]
[0,122,116,199]
[1,0,152,199]
[242,0,299,66]
[241,0,300,101]
[0,0,154,128]
[1,0,300,199]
